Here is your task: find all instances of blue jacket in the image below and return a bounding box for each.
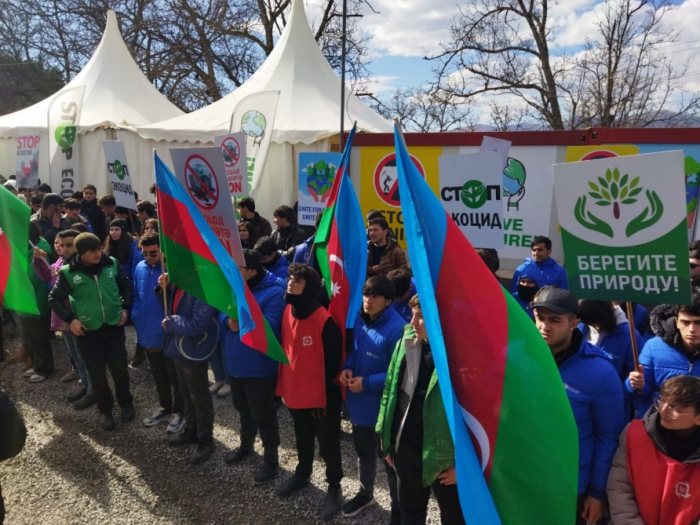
[266,255,290,281]
[344,307,406,426]
[162,288,219,362]
[392,279,416,324]
[219,272,286,378]
[131,259,165,348]
[632,303,654,344]
[511,261,544,319]
[124,238,143,282]
[579,322,640,380]
[292,236,315,267]
[511,257,568,293]
[559,332,625,499]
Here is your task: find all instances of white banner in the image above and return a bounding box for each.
[439,152,504,249]
[479,136,512,170]
[214,133,248,196]
[48,86,85,199]
[15,134,40,189]
[230,91,280,197]
[169,147,244,266]
[102,140,137,210]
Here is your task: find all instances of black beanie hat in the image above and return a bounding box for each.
[110,218,128,232]
[74,233,102,255]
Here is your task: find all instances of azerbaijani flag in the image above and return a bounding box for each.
[393,125,578,524]
[0,185,39,315]
[154,152,288,364]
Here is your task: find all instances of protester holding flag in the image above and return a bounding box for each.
[377,294,464,525]
[275,264,343,521]
[221,249,286,484]
[254,236,291,281]
[339,275,404,519]
[532,287,625,524]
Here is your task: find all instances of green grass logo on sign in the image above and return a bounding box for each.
[554,150,691,305]
[461,180,488,209]
[55,123,77,150]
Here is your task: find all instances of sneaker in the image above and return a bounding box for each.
[23,368,35,378]
[67,386,87,402]
[223,447,252,465]
[168,431,198,446]
[121,407,136,424]
[216,384,231,398]
[166,413,186,434]
[143,409,171,427]
[190,440,215,464]
[254,462,279,485]
[74,393,96,410]
[61,369,79,382]
[101,412,116,431]
[275,474,310,498]
[209,380,225,394]
[29,373,47,383]
[341,492,375,517]
[319,486,343,521]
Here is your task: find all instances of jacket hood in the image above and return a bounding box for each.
[650,304,679,344]
[643,406,700,463]
[523,256,557,268]
[517,263,545,287]
[285,266,322,319]
[257,270,285,291]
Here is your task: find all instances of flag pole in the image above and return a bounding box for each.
[339,0,348,151]
[626,301,640,370]
[154,182,168,317]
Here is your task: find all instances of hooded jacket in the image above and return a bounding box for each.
[292,236,315,267]
[219,271,286,378]
[131,258,165,348]
[510,256,568,293]
[265,254,290,281]
[344,306,406,426]
[580,306,641,380]
[625,304,700,417]
[160,286,218,362]
[511,263,545,319]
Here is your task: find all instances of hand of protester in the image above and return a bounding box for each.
[227,318,239,332]
[161,318,169,331]
[338,369,353,386]
[384,454,394,467]
[437,467,457,485]
[629,365,644,390]
[581,496,606,524]
[348,376,364,393]
[33,247,47,259]
[70,319,88,336]
[117,309,128,327]
[158,272,169,289]
[51,210,61,228]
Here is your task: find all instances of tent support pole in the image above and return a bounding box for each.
[339,0,347,151]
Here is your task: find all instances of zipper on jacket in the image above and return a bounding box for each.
[94,275,106,323]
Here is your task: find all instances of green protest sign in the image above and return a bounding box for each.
[554,150,691,305]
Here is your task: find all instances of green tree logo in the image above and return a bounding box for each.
[55,123,77,149]
[461,180,487,209]
[587,168,641,219]
[114,160,125,180]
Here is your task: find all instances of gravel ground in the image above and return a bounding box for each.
[0,322,440,525]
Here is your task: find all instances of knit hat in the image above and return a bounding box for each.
[74,233,102,255]
[110,218,128,232]
[242,249,264,273]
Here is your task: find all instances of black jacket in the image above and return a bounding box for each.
[30,211,72,249]
[81,200,107,242]
[0,390,26,462]
[272,224,308,253]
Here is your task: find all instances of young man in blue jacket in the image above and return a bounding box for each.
[511,236,568,293]
[158,272,219,464]
[254,236,290,281]
[532,287,625,525]
[339,276,405,519]
[220,249,286,484]
[132,234,184,434]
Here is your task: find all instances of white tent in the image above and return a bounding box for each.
[0,10,184,198]
[138,0,391,219]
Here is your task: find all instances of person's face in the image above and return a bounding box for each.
[657,398,700,431]
[534,308,578,350]
[141,246,161,264]
[80,248,102,265]
[83,189,96,202]
[143,224,157,236]
[110,226,122,241]
[237,266,257,282]
[137,209,148,222]
[410,308,428,341]
[64,207,80,221]
[363,294,392,319]
[676,311,700,349]
[519,277,537,288]
[101,205,115,216]
[60,237,77,259]
[54,237,62,256]
[237,206,251,219]
[31,202,42,212]
[368,225,388,245]
[238,227,249,241]
[274,215,290,228]
[691,258,700,280]
[287,275,306,295]
[531,243,552,262]
[260,253,275,265]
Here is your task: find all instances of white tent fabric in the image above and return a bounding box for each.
[0,10,184,197]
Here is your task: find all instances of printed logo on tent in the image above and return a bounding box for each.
[221,137,241,168]
[575,167,662,238]
[184,155,219,210]
[374,153,425,207]
[55,123,77,150]
[503,158,526,212]
[241,110,267,146]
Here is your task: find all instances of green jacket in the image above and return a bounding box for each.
[377,324,455,487]
[49,254,132,332]
[20,238,52,319]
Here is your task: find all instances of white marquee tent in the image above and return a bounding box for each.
[138,0,391,219]
[0,10,184,198]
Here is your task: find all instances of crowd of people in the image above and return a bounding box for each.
[1,180,700,525]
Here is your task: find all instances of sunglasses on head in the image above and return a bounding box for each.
[141,250,159,257]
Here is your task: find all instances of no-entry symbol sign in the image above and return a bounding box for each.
[221,137,241,168]
[184,154,219,210]
[373,153,425,207]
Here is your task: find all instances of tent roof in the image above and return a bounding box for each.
[0,10,184,138]
[137,0,391,144]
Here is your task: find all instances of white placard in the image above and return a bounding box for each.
[15,134,40,189]
[479,136,512,169]
[48,86,85,199]
[214,132,248,196]
[102,140,137,210]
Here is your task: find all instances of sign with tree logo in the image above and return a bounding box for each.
[298,152,342,226]
[102,141,137,210]
[439,152,504,249]
[554,150,691,304]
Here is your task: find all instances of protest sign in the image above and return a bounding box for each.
[15,134,40,189]
[102,141,137,210]
[215,133,248,196]
[298,152,342,226]
[170,147,244,266]
[554,150,691,304]
[48,86,85,199]
[479,136,511,169]
[438,152,504,249]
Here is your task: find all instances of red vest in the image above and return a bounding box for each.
[627,419,700,525]
[277,305,329,410]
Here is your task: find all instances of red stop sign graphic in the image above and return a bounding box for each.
[373,153,425,207]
